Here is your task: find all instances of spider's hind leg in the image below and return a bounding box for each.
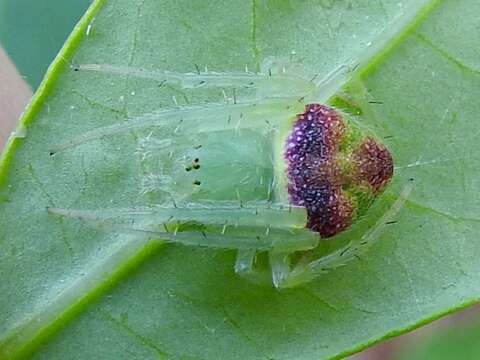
[274,180,415,289]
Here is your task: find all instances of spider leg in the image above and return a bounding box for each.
[57,61,354,153]
[47,203,319,252]
[274,180,414,289]
[233,250,271,285]
[49,99,300,155]
[73,62,315,94]
[268,251,292,288]
[235,249,257,273]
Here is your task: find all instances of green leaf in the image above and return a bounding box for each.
[1,0,480,359]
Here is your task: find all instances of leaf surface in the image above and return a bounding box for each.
[1,0,480,359]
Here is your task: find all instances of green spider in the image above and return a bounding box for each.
[48,58,412,288]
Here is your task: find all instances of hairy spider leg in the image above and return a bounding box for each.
[52,58,353,155]
[73,63,316,96]
[47,203,319,253]
[72,58,350,101]
[49,99,299,155]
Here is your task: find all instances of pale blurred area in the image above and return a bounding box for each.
[0,47,32,147]
[349,305,480,360]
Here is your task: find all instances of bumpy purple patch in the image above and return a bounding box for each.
[352,137,394,193]
[285,104,393,238]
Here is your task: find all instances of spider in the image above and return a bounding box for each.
[48,58,413,289]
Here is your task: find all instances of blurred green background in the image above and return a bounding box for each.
[1,1,479,359]
[0,0,90,89]
[395,314,480,360]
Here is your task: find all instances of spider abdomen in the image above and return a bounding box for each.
[285,104,394,238]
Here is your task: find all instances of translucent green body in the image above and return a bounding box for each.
[48,59,410,288]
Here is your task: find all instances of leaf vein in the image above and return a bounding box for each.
[100,310,170,359]
[414,32,480,77]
